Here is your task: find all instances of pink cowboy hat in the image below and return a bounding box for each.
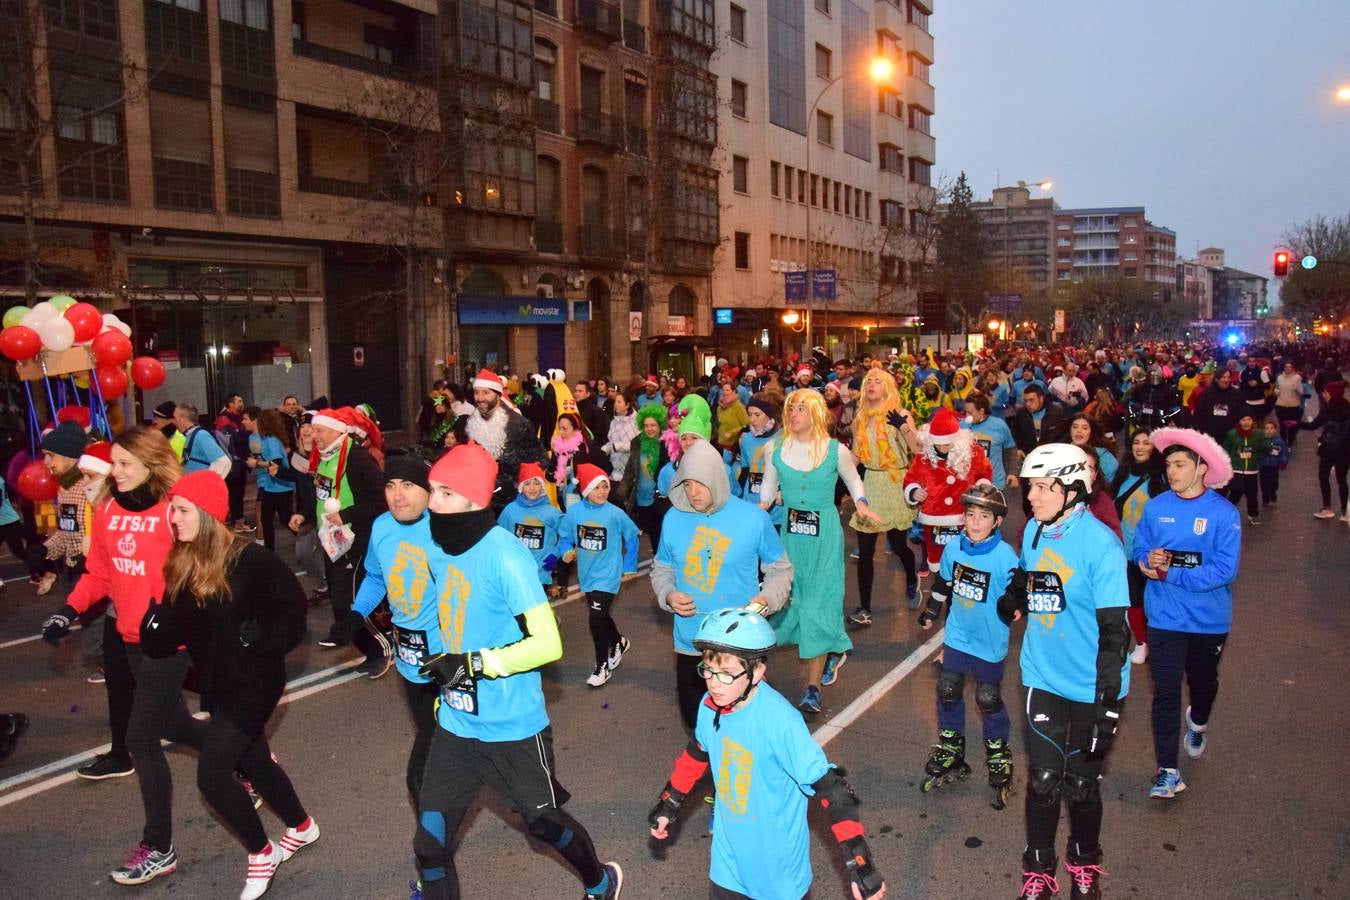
[1150,427,1233,488]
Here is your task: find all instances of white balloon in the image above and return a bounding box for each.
[113,321,131,337]
[30,301,58,322]
[102,313,120,325]
[21,309,43,329]
[39,316,76,352]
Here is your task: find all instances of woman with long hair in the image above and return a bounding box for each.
[142,471,316,899]
[1084,387,1125,443]
[1069,412,1120,485]
[848,368,922,625]
[1110,428,1166,663]
[40,427,196,885]
[243,406,295,552]
[759,389,881,714]
[546,413,604,511]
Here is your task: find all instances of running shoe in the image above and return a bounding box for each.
[308,586,330,607]
[409,880,424,900]
[86,669,106,684]
[820,651,849,686]
[586,663,612,687]
[1064,861,1104,899]
[607,636,631,671]
[1314,508,1336,519]
[798,685,822,715]
[1184,706,1208,759]
[34,571,57,596]
[1130,642,1148,665]
[1247,516,1260,526]
[1148,767,1186,799]
[1017,870,1060,899]
[356,650,392,680]
[233,521,257,534]
[110,843,177,885]
[278,817,320,862]
[78,752,134,780]
[906,582,919,610]
[240,841,281,900]
[0,712,30,763]
[848,547,860,560]
[848,606,873,626]
[584,862,623,900]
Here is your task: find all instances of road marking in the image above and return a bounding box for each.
[812,629,946,748]
[0,622,85,651]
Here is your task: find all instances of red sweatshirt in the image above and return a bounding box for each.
[66,496,175,644]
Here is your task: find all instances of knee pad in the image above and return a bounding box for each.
[1028,767,1063,807]
[936,669,964,704]
[975,682,1004,715]
[1062,771,1101,807]
[414,810,447,867]
[525,808,573,850]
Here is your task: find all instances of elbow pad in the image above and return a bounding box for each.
[996,568,1029,626]
[1094,608,1131,707]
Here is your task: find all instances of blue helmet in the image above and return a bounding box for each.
[693,608,776,657]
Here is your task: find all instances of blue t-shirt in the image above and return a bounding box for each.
[497,494,563,584]
[1093,446,1118,486]
[0,476,19,526]
[656,496,785,654]
[1019,507,1130,704]
[738,430,784,526]
[558,499,640,593]
[431,528,552,741]
[939,532,1018,664]
[182,426,227,473]
[695,682,833,900]
[253,435,294,493]
[1113,472,1155,560]
[355,512,442,683]
[962,416,1016,487]
[1130,490,1240,634]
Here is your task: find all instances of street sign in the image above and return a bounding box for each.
[812,268,837,301]
[784,270,808,302]
[1302,255,1318,270]
[989,293,1023,313]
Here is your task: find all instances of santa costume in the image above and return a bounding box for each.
[903,407,993,573]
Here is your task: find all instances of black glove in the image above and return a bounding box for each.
[1085,702,1121,761]
[996,567,1028,625]
[419,652,484,690]
[139,599,180,659]
[331,609,366,646]
[646,782,687,832]
[885,409,911,432]
[841,835,885,897]
[916,596,942,629]
[41,605,77,646]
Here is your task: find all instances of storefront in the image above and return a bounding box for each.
[456,293,571,376]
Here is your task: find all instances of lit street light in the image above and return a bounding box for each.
[1336,85,1350,102]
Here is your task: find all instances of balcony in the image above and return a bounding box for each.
[534,218,563,253]
[575,109,624,147]
[578,225,627,260]
[575,0,621,40]
[534,98,561,134]
[905,76,935,114]
[626,122,648,156]
[874,1,905,39]
[906,21,935,65]
[907,130,935,166]
[293,38,431,84]
[623,18,646,52]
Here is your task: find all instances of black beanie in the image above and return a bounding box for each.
[384,452,431,491]
[41,421,88,459]
[747,397,779,420]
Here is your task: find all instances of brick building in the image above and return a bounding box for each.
[1052,205,1176,302]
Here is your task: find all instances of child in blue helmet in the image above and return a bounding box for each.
[647,607,888,900]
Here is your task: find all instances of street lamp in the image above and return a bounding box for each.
[802,56,896,355]
[1336,85,1350,102]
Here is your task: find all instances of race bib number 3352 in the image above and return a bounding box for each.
[1026,571,1066,615]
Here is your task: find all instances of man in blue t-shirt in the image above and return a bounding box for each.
[1132,428,1241,801]
[1001,443,1131,899]
[963,393,1019,490]
[412,444,623,900]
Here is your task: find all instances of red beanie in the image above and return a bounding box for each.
[169,471,230,524]
[516,461,546,488]
[429,442,498,509]
[576,463,609,500]
[929,407,960,442]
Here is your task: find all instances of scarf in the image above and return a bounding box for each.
[428,507,497,555]
[112,483,159,512]
[853,405,904,481]
[749,418,777,438]
[638,432,662,479]
[58,467,83,489]
[551,432,584,484]
[465,404,509,459]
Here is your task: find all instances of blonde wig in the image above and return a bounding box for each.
[783,388,832,467]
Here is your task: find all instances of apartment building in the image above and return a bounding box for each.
[972,181,1056,311]
[710,0,935,362]
[1052,206,1176,302]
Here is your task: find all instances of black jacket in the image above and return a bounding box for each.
[1194,384,1244,443]
[1011,403,1069,454]
[496,410,543,509]
[1302,397,1350,461]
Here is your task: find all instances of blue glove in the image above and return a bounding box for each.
[542,554,559,573]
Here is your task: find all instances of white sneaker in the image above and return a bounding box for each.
[607,636,631,671]
[277,817,320,862]
[1184,706,1208,760]
[1313,508,1336,519]
[1130,643,1148,665]
[240,841,281,900]
[586,663,611,687]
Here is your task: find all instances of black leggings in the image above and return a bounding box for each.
[198,715,307,853]
[855,529,917,610]
[1226,473,1258,517]
[257,490,295,551]
[635,501,667,555]
[586,591,621,668]
[405,679,440,810]
[125,647,206,852]
[103,617,136,763]
[1022,687,1110,856]
[675,653,705,730]
[1318,456,1349,511]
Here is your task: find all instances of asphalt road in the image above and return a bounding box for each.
[0,442,1346,899]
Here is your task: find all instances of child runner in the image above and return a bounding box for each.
[1258,418,1288,507]
[1222,412,1267,525]
[916,484,1020,809]
[647,607,887,900]
[559,463,640,687]
[497,462,564,598]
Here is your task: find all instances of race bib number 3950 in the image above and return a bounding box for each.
[787,508,820,537]
[1026,571,1066,614]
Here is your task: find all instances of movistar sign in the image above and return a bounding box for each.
[457,295,568,325]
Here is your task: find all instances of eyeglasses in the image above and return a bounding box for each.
[696,663,748,685]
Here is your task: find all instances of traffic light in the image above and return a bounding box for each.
[1273,250,1290,277]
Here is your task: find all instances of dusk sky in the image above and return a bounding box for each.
[933,1,1350,294]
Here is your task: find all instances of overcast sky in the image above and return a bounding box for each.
[933,0,1350,283]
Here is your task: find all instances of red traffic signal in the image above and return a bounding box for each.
[1273,250,1290,277]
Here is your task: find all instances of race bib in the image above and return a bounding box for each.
[1141,406,1153,415]
[1269,447,1281,457]
[933,525,961,546]
[1238,449,1252,460]
[314,473,334,502]
[1026,571,1066,614]
[747,472,764,496]
[440,680,479,716]
[951,562,989,604]
[787,508,820,537]
[515,523,545,551]
[1213,404,1228,418]
[395,627,430,668]
[1165,549,1203,569]
[58,503,79,533]
[578,525,607,553]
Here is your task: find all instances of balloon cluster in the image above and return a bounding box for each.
[0,296,165,397]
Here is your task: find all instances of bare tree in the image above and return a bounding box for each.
[1281,212,1350,326]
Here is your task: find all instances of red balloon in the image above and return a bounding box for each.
[130,356,166,390]
[64,302,103,343]
[16,459,59,502]
[92,329,132,367]
[0,325,41,361]
[96,364,129,399]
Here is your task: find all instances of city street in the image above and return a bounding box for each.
[0,444,1346,899]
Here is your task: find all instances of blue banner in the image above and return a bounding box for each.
[813,268,836,301]
[784,270,808,302]
[457,295,568,325]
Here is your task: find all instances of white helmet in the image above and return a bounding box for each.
[1020,443,1093,493]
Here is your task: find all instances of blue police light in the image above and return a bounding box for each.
[1225,332,1239,346]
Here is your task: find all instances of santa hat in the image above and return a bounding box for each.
[429,441,498,509]
[516,461,546,489]
[309,408,348,433]
[78,441,113,476]
[796,364,814,378]
[929,408,961,443]
[472,368,504,394]
[56,405,92,430]
[576,463,609,499]
[644,374,659,388]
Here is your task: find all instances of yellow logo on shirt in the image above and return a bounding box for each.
[717,736,753,816]
[438,563,470,653]
[684,525,733,595]
[1028,546,1075,630]
[386,541,431,618]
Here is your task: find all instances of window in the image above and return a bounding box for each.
[833,181,840,212]
[291,0,305,39]
[53,74,128,202]
[907,0,929,31]
[534,156,563,251]
[879,144,902,173]
[581,165,609,225]
[909,54,930,82]
[729,4,746,43]
[220,0,267,28]
[730,79,747,118]
[844,186,851,216]
[877,87,900,117]
[44,0,119,41]
[1057,221,1070,230]
[463,125,536,213]
[223,103,278,216]
[815,0,829,12]
[1123,217,1138,227]
[145,0,209,64]
[626,174,649,240]
[810,174,817,206]
[767,0,806,134]
[364,24,395,64]
[783,165,793,200]
[816,110,833,145]
[456,0,533,86]
[880,199,903,226]
[732,155,748,194]
[770,161,780,196]
[669,284,696,316]
[862,190,870,221]
[815,44,831,79]
[534,0,557,17]
[908,106,931,134]
[797,169,805,203]
[153,0,201,10]
[734,232,750,269]
[1124,267,1138,278]
[908,157,931,186]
